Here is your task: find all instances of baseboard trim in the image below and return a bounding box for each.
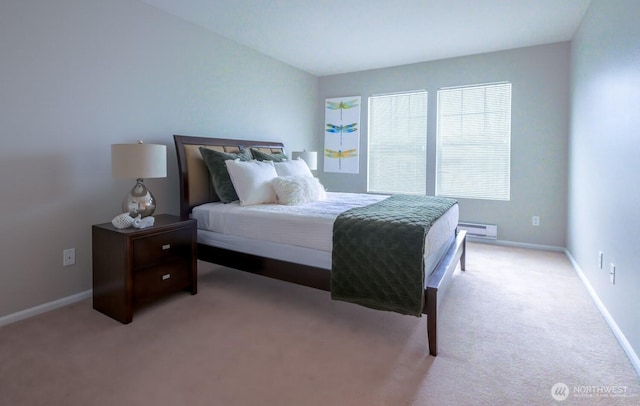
[469,237,565,252]
[0,290,92,328]
[565,250,640,377]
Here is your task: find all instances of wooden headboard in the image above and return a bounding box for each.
[173,135,286,220]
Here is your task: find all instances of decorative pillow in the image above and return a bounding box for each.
[274,158,313,178]
[225,159,278,206]
[271,176,326,205]
[250,148,288,162]
[199,147,252,203]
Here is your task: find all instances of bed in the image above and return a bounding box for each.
[174,134,466,356]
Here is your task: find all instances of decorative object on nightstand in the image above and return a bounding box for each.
[111,140,167,218]
[291,150,318,171]
[111,212,136,229]
[92,214,197,324]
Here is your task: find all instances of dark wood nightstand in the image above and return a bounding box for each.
[92,214,197,323]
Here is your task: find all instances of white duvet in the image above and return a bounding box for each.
[192,192,387,252]
[191,192,459,256]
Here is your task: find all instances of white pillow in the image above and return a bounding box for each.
[274,158,313,178]
[272,176,326,205]
[225,159,277,206]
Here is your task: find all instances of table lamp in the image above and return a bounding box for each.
[291,150,318,171]
[111,141,166,217]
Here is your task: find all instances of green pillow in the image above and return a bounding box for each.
[250,148,288,162]
[199,146,251,203]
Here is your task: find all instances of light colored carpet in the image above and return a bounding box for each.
[1,242,638,405]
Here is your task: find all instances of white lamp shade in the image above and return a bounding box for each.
[111,143,167,179]
[292,150,318,171]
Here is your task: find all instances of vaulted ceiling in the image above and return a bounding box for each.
[140,0,591,76]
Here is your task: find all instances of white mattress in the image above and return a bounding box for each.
[192,192,459,271]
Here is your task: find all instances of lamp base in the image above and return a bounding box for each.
[123,178,156,218]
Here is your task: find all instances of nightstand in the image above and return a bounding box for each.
[92,214,197,323]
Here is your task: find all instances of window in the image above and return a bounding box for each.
[436,82,511,200]
[367,91,428,194]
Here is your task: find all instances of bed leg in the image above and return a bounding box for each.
[460,233,467,271]
[424,230,466,356]
[426,290,438,356]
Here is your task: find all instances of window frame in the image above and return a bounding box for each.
[366,90,429,195]
[435,81,512,201]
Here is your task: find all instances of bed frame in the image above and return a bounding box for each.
[174,134,466,356]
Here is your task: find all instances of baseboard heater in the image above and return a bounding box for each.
[457,222,498,240]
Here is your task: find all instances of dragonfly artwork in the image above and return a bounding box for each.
[326,99,359,120]
[325,123,358,145]
[325,148,358,170]
[325,96,361,173]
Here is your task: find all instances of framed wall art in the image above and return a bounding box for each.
[324,96,360,173]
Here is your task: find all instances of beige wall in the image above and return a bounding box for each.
[318,43,571,247]
[0,0,318,318]
[568,0,640,368]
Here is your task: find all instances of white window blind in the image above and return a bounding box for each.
[436,82,511,200]
[367,91,428,194]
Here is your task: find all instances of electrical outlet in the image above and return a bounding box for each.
[598,251,604,269]
[532,216,540,226]
[63,248,75,266]
[609,263,615,284]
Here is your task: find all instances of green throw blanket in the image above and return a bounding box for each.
[330,195,457,316]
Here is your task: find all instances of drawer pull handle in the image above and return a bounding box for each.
[162,244,171,250]
[162,273,171,280]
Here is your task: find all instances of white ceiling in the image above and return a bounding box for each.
[140,0,591,76]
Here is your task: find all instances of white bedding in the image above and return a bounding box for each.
[192,192,386,252]
[192,192,459,270]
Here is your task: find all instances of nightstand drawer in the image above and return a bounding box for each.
[132,227,192,268]
[133,260,191,305]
